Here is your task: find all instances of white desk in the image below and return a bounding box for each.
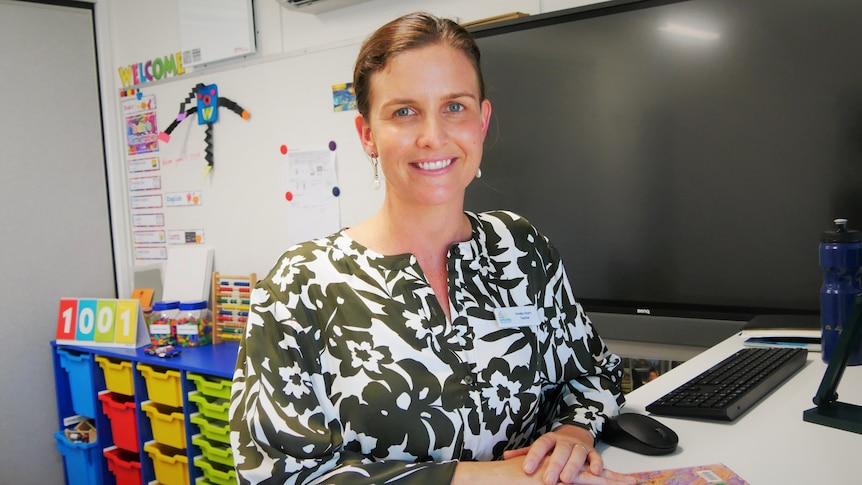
[598,334,861,483]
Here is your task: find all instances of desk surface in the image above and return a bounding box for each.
[598,334,861,483]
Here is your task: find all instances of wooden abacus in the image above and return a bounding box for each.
[211,272,256,344]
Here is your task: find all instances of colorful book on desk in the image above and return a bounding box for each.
[631,463,749,485]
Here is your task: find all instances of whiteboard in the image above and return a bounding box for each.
[127,43,385,279]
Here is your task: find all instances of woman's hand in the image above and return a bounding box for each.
[502,425,636,485]
[453,452,634,485]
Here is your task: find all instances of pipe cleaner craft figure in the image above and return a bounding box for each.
[158,83,250,174]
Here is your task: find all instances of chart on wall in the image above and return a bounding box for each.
[122,90,168,262]
[116,39,383,278]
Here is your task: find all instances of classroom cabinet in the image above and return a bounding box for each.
[52,341,240,485]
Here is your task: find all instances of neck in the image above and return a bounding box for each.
[347,200,471,264]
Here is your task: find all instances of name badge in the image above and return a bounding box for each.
[494,306,541,328]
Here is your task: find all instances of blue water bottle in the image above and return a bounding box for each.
[820,218,862,364]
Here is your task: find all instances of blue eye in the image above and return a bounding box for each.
[446,102,465,113]
[395,107,413,117]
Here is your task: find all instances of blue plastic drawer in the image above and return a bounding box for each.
[57,349,96,418]
[55,431,102,485]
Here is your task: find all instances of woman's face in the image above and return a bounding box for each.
[356,44,492,210]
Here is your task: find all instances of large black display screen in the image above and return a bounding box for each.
[467,0,862,319]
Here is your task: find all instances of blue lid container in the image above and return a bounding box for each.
[179,300,208,311]
[151,301,180,312]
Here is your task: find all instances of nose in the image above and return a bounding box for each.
[416,113,447,149]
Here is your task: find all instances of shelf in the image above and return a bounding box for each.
[52,341,239,485]
[55,341,239,378]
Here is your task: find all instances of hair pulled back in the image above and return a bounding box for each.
[353,12,485,118]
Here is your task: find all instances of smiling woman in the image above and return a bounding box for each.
[230,12,633,485]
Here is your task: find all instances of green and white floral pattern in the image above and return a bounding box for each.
[230,211,624,485]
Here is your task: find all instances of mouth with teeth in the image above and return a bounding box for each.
[414,159,454,171]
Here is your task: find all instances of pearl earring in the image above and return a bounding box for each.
[476,167,482,179]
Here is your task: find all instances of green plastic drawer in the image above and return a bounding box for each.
[186,373,231,400]
[187,391,229,422]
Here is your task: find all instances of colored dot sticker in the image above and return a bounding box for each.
[280,145,288,155]
[329,141,337,151]
[136,91,143,100]
[332,186,340,197]
[285,191,293,201]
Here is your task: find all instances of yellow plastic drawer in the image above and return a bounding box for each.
[191,434,233,467]
[137,364,183,407]
[144,441,189,485]
[186,373,231,401]
[96,356,134,396]
[190,413,230,445]
[141,401,186,449]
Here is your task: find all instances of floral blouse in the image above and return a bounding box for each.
[230,211,625,485]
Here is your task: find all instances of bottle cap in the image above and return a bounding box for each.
[821,218,862,243]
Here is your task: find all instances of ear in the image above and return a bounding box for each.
[480,99,492,139]
[355,114,376,156]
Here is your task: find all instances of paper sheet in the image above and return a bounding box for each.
[161,245,214,302]
[285,146,340,243]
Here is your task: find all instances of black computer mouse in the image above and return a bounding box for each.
[602,412,678,455]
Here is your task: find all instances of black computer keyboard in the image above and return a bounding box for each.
[645,346,808,421]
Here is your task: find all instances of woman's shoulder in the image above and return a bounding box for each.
[261,232,348,279]
[470,210,542,239]
[277,232,343,259]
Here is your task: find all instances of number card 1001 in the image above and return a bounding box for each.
[56,298,149,348]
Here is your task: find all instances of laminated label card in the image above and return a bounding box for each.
[56,298,149,348]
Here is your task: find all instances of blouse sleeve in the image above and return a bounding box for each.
[531,229,626,442]
[229,277,458,485]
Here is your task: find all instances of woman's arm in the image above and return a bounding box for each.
[510,226,631,485]
[230,278,458,485]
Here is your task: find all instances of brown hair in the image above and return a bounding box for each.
[353,12,486,118]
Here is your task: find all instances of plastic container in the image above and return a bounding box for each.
[104,446,142,485]
[137,364,183,407]
[820,218,862,364]
[190,413,230,444]
[186,373,231,401]
[96,356,135,396]
[175,300,212,347]
[193,456,236,485]
[54,431,101,485]
[141,400,187,449]
[57,349,96,419]
[144,441,189,485]
[148,301,180,347]
[191,434,234,467]
[99,391,139,452]
[188,391,229,422]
